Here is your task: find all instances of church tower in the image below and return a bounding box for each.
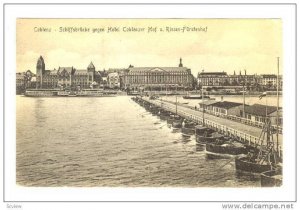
[87,62,95,87]
[179,57,183,67]
[36,56,45,88]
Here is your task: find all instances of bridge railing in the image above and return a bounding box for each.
[160,98,283,134]
[144,98,283,159]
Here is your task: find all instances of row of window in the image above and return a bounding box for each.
[127,72,189,75]
[214,107,227,114]
[125,75,192,84]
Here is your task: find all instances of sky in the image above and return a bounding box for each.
[16,19,282,76]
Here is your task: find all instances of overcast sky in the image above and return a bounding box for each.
[17,19,282,76]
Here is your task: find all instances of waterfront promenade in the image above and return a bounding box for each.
[143,97,283,149]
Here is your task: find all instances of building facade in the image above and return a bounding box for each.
[122,58,194,91]
[108,72,120,88]
[197,70,281,91]
[16,70,36,94]
[36,56,101,89]
[207,101,244,116]
[244,103,283,126]
[258,74,283,90]
[197,71,228,86]
[197,70,257,87]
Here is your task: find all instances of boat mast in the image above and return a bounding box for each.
[276,57,280,154]
[243,84,245,118]
[175,95,178,115]
[202,85,205,126]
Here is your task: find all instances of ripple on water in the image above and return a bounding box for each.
[16,96,260,187]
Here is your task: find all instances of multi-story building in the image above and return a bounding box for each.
[16,70,36,94]
[258,74,282,90]
[99,70,108,88]
[36,56,101,89]
[107,68,129,89]
[108,72,120,88]
[122,58,194,91]
[197,70,281,91]
[197,70,257,87]
[197,71,228,86]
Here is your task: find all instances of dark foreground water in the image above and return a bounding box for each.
[16,96,260,187]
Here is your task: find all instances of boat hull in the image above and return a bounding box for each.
[196,134,222,144]
[183,96,210,99]
[167,118,175,124]
[235,157,272,173]
[181,127,195,136]
[172,120,182,129]
[160,114,170,121]
[206,143,248,156]
[260,170,282,187]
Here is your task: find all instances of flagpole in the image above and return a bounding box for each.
[276,57,280,154]
[265,91,268,121]
[175,95,178,115]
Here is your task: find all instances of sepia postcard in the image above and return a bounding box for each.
[16,18,284,187]
[2,2,297,207]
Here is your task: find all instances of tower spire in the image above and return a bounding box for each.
[179,57,183,67]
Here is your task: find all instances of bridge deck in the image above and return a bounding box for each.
[143,97,283,149]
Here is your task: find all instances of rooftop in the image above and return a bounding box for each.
[209,101,243,109]
[74,69,88,75]
[87,62,95,69]
[199,100,219,106]
[198,72,227,76]
[244,103,280,116]
[261,74,277,78]
[128,67,190,73]
[58,67,74,74]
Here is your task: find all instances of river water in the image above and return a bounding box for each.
[16,95,261,187]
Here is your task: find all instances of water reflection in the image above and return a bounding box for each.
[17,96,261,187]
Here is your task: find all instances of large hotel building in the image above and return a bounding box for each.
[122,58,194,91]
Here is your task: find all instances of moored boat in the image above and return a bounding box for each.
[183,95,211,100]
[260,166,282,187]
[206,139,248,158]
[128,91,140,95]
[25,89,117,97]
[76,90,116,97]
[159,110,171,120]
[195,125,223,144]
[25,89,59,97]
[57,91,71,96]
[171,115,183,129]
[149,105,160,115]
[166,114,176,125]
[235,117,280,174]
[235,156,273,173]
[181,120,197,137]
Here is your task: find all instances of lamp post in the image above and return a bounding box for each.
[243,84,245,118]
[202,85,205,126]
